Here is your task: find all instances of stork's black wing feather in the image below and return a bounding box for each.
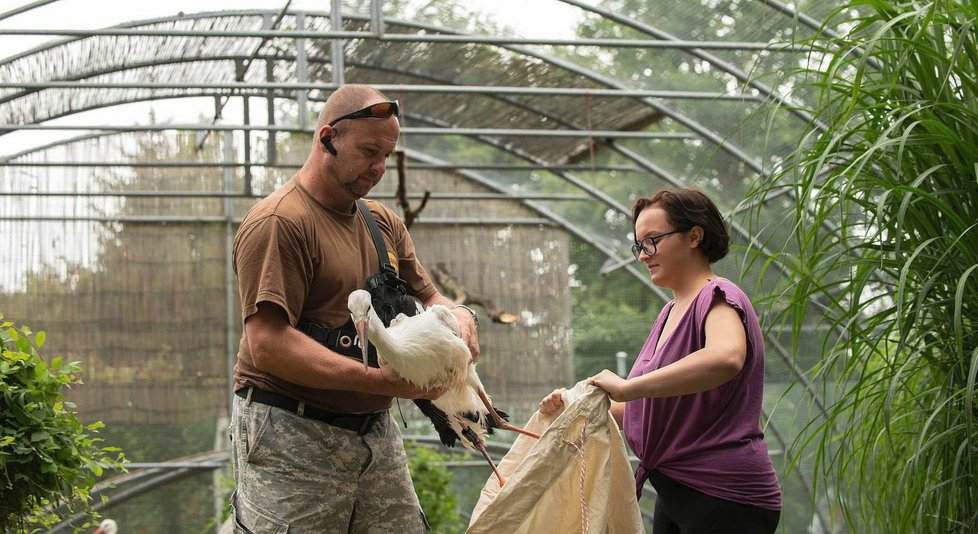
[413,399,459,448]
[484,407,510,435]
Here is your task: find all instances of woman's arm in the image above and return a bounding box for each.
[589,301,747,402]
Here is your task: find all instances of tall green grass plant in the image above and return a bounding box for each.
[747,1,977,531]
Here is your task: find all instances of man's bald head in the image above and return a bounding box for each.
[316,85,390,130]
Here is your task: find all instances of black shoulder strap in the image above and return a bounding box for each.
[356,199,397,275]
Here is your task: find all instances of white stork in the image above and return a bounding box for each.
[347,289,539,486]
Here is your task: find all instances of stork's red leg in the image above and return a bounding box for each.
[473,439,506,487]
[477,387,541,439]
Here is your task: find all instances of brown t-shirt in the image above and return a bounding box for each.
[232,177,438,413]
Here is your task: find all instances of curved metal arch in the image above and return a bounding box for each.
[757,0,836,35]
[0,21,299,112]
[0,7,800,292]
[2,1,827,161]
[368,13,806,272]
[3,7,772,178]
[0,92,258,132]
[0,10,789,293]
[0,118,670,305]
[0,50,473,117]
[0,84,653,237]
[0,8,303,124]
[5,50,669,127]
[0,130,118,162]
[0,10,742,228]
[378,14,773,177]
[402,146,672,304]
[409,104,784,288]
[544,1,842,312]
[2,3,829,320]
[557,0,825,132]
[1,8,789,256]
[0,6,297,66]
[0,0,59,23]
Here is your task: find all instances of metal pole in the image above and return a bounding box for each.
[295,12,308,129]
[242,95,252,196]
[4,124,698,139]
[266,58,277,166]
[0,0,59,22]
[369,0,385,36]
[223,130,237,425]
[0,27,811,51]
[616,351,628,377]
[330,0,345,86]
[0,81,762,101]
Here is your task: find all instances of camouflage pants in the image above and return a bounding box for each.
[229,393,428,533]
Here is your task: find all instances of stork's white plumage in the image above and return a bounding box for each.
[347,289,467,389]
[348,289,539,486]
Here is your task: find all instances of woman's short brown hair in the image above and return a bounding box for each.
[631,188,730,263]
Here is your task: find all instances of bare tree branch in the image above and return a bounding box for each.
[395,150,430,229]
[431,263,518,324]
[394,151,517,324]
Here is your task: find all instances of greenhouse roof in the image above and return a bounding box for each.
[0,0,831,269]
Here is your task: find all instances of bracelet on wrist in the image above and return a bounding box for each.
[451,304,479,327]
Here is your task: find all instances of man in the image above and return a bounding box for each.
[228,84,480,533]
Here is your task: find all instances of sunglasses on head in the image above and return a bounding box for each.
[321,100,399,155]
[329,100,399,126]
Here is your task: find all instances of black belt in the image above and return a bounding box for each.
[236,387,383,435]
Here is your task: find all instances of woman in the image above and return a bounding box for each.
[540,188,781,533]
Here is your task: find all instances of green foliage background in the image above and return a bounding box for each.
[405,442,465,534]
[0,317,126,533]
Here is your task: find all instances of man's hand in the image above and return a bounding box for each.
[371,365,449,400]
[451,307,480,362]
[587,369,631,402]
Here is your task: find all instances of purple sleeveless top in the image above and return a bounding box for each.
[622,279,782,511]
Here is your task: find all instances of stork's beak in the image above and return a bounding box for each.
[354,319,369,371]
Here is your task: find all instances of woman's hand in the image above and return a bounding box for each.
[587,369,631,402]
[538,388,566,416]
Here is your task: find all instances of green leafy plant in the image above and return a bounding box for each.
[406,441,464,534]
[747,1,977,532]
[0,315,126,532]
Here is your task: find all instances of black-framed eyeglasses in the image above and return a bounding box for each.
[630,229,687,260]
[328,100,400,126]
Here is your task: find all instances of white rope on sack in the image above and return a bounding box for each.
[563,424,590,533]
